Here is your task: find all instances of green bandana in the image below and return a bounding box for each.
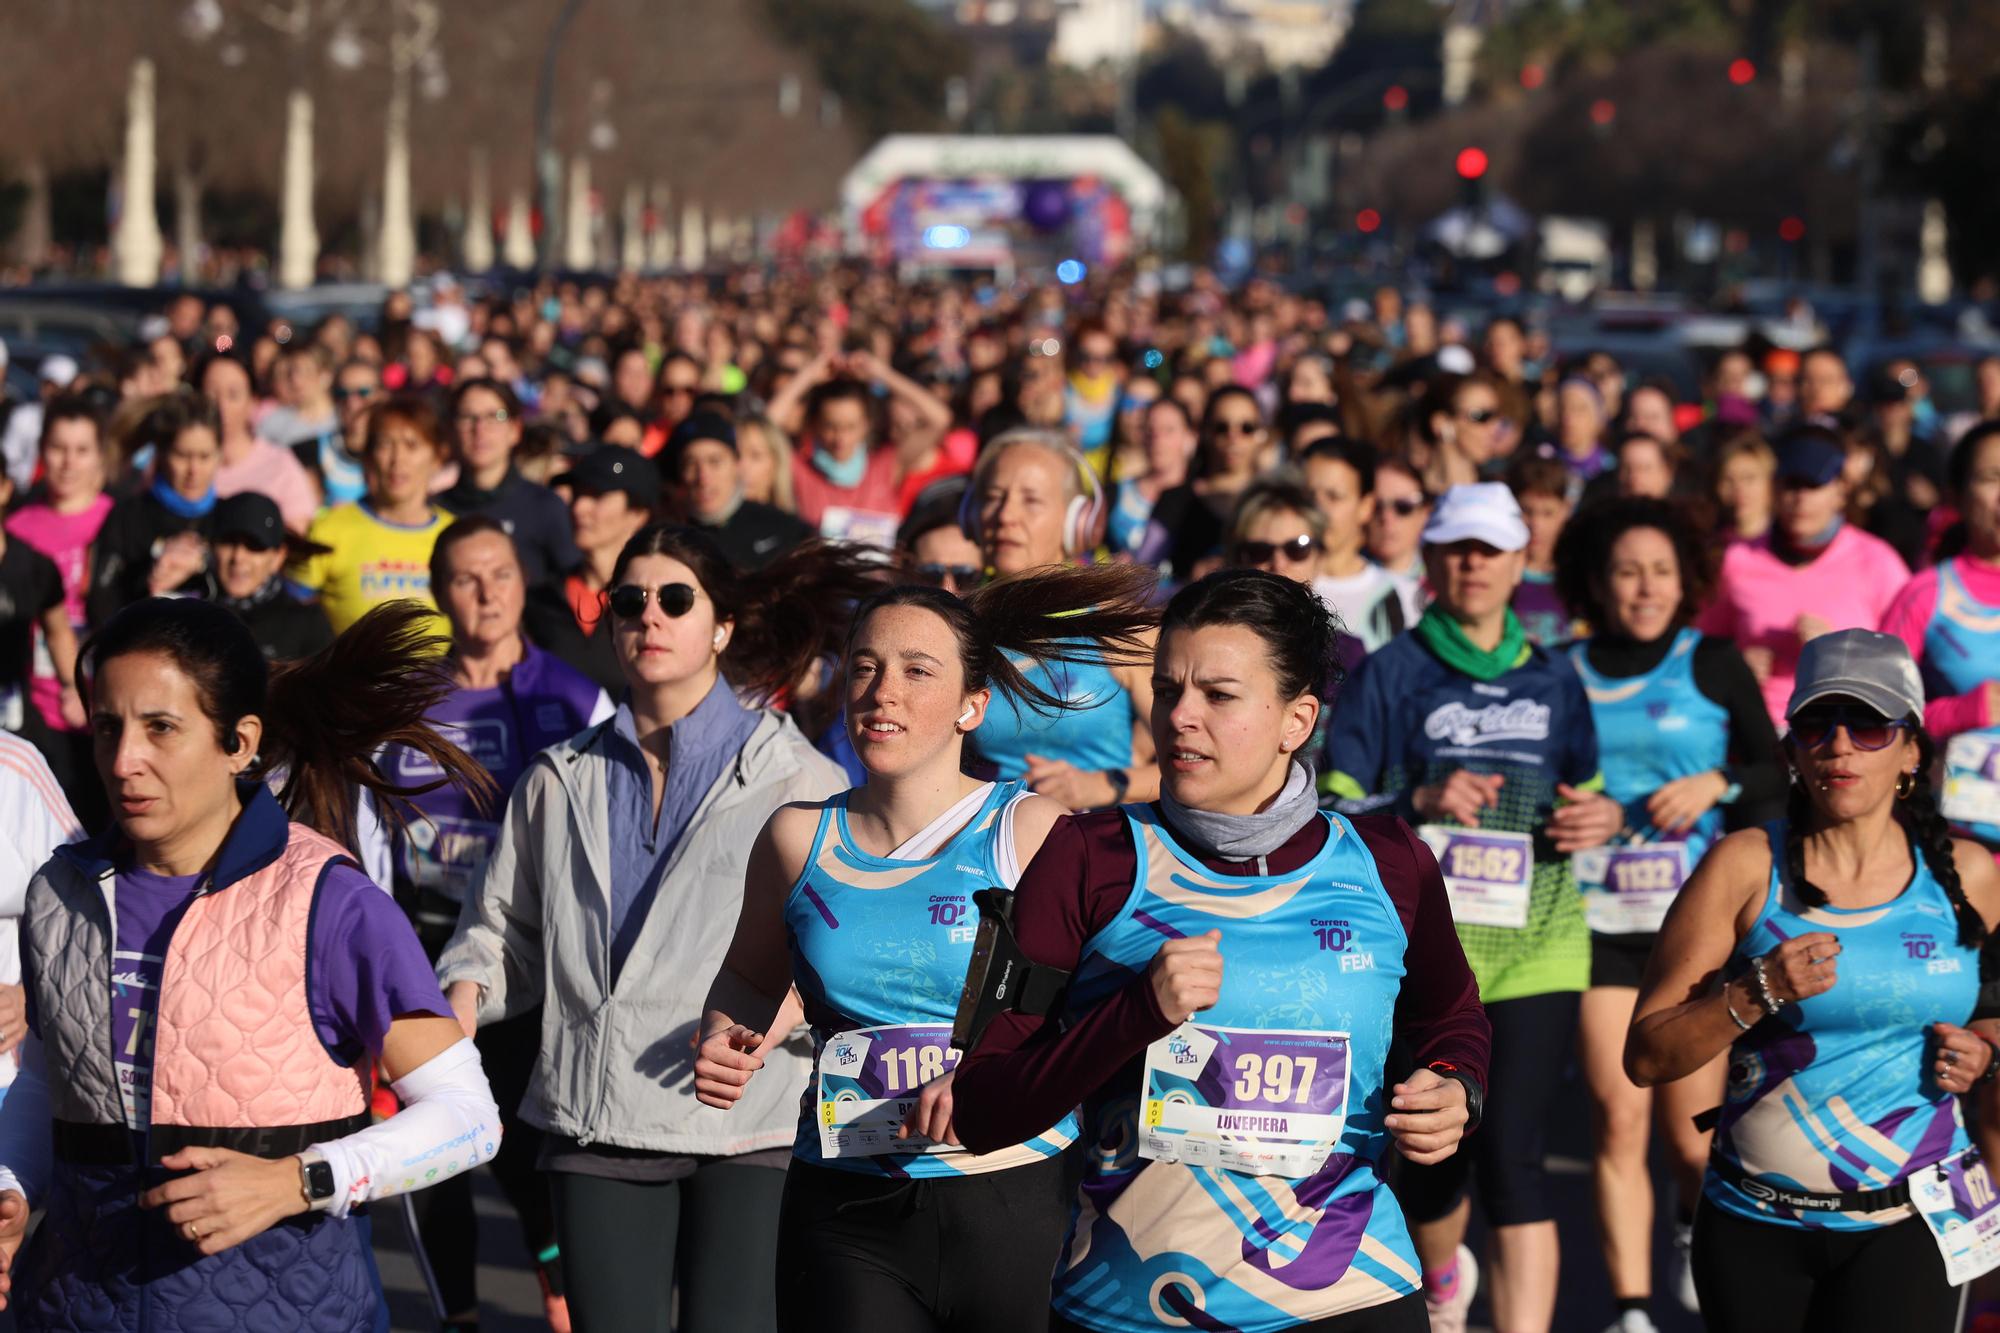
[1415,606,1530,682]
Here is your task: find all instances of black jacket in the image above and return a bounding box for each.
[696,500,816,572]
[88,493,212,626]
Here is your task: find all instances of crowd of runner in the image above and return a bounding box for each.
[0,266,1998,1333]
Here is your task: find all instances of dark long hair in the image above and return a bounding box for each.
[81,598,495,852]
[609,525,886,703]
[848,564,1158,715]
[1161,569,1344,702]
[1784,725,1985,957]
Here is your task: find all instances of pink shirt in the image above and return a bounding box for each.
[6,495,112,732]
[215,438,318,532]
[1879,556,2000,739]
[790,446,902,549]
[1699,524,1911,725]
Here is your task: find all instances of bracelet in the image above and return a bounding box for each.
[1979,1039,2000,1087]
[1724,983,1754,1032]
[1749,955,1786,1016]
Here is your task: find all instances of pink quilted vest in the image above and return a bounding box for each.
[148,823,370,1129]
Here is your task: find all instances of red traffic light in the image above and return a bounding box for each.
[1778,215,1806,243]
[1728,58,1756,85]
[1589,99,1616,126]
[1382,84,1409,112]
[1520,64,1545,90]
[1455,147,1489,181]
[1356,208,1382,234]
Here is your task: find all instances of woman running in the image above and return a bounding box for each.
[1880,421,2000,854]
[0,598,501,1330]
[437,526,877,1333]
[694,563,1157,1332]
[1326,482,1623,1333]
[1554,497,1784,1330]
[964,427,1158,812]
[954,567,1490,1333]
[1626,629,2000,1333]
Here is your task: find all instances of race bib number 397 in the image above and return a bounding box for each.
[816,1024,962,1159]
[1139,1023,1350,1178]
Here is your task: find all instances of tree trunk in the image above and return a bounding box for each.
[680,200,706,270]
[563,152,593,271]
[463,147,494,272]
[279,89,319,290]
[502,185,535,269]
[379,64,415,288]
[647,181,674,270]
[174,164,204,281]
[114,58,163,288]
[8,158,52,268]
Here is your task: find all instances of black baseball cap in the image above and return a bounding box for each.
[1775,424,1846,488]
[666,412,738,468]
[212,492,287,551]
[554,445,661,509]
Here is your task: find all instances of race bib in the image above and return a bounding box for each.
[400,814,499,901]
[1139,1024,1350,1178]
[1575,842,1689,935]
[1908,1148,2000,1285]
[816,1024,962,1159]
[818,505,900,551]
[1418,827,1534,929]
[1942,735,2000,828]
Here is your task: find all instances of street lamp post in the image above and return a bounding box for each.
[536,0,586,271]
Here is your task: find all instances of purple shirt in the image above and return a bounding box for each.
[111,861,450,1128]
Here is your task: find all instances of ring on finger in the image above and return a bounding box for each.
[183,1221,201,1241]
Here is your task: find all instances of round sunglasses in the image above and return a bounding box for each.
[1789,708,1911,752]
[606,581,702,621]
[1235,535,1319,564]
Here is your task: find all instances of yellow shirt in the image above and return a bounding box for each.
[294,502,453,637]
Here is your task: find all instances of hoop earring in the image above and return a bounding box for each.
[1897,771,1916,800]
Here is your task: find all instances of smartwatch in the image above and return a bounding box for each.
[1425,1061,1484,1132]
[298,1150,337,1212]
[1104,768,1131,806]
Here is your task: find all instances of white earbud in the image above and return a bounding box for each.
[956,705,976,727]
[713,629,726,646]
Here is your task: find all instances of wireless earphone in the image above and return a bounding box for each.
[956,705,977,727]
[958,428,1107,559]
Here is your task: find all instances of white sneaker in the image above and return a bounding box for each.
[1601,1311,1659,1333]
[1422,1244,1478,1333]
[1670,1221,1699,1313]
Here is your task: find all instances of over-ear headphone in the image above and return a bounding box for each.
[956,705,976,727]
[958,428,1107,559]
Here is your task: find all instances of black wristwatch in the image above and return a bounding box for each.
[1104,768,1131,806]
[1426,1061,1484,1131]
[299,1150,337,1212]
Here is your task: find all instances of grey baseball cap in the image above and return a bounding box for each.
[1785,629,1925,722]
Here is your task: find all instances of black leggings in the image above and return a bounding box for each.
[552,1158,787,1333]
[1052,1292,1427,1333]
[1691,1200,1962,1333]
[1394,990,1578,1228]
[776,1156,1070,1333]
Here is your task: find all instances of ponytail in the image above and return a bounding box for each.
[264,601,497,851]
[1785,729,1986,964]
[849,563,1159,715]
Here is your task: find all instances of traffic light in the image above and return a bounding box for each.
[1728,58,1756,85]
[1456,147,1489,212]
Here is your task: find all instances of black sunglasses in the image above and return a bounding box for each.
[1790,707,1911,752]
[1459,407,1500,424]
[1381,496,1429,517]
[1213,419,1263,437]
[913,563,984,589]
[1236,535,1319,564]
[334,385,377,401]
[607,582,701,621]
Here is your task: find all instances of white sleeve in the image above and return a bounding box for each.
[0,1034,53,1205]
[352,786,394,892]
[308,1037,498,1218]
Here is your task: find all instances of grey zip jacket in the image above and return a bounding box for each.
[437,708,846,1155]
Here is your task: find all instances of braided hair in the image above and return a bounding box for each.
[1784,725,1986,962]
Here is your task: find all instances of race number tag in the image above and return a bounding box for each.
[1942,735,2000,828]
[1575,843,1689,935]
[1418,827,1534,929]
[818,505,900,551]
[816,1024,962,1159]
[1908,1149,2000,1285]
[1139,1024,1350,1178]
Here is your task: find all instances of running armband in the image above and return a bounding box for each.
[951,888,1070,1053]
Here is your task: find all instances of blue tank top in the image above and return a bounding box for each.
[1051,808,1420,1332]
[784,780,1079,1177]
[1707,822,1980,1231]
[1921,560,2000,843]
[1569,629,1730,934]
[973,644,1134,782]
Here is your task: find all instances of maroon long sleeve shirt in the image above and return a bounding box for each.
[954,806,1490,1156]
